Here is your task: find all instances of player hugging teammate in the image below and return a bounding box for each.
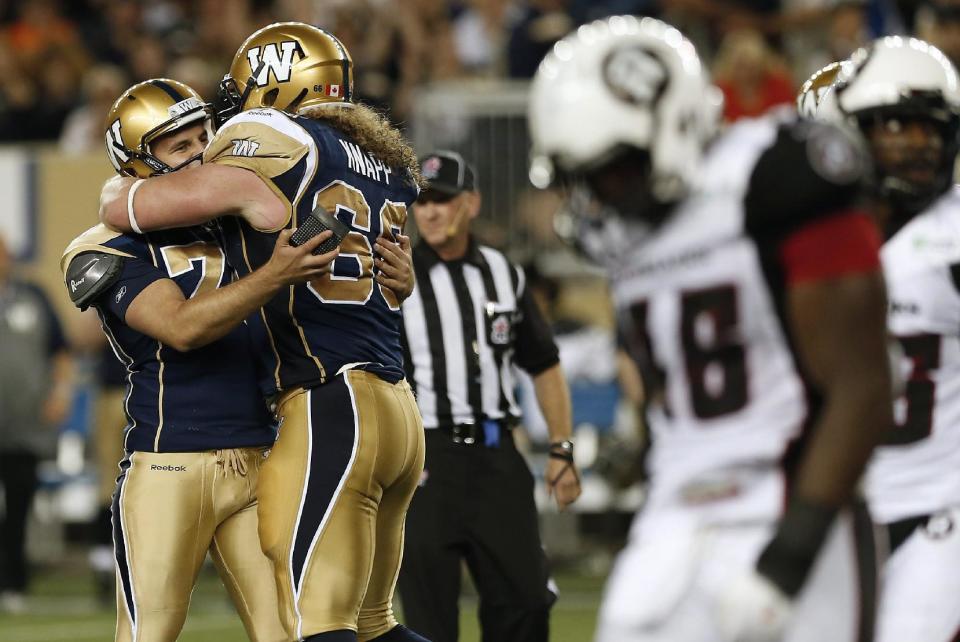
[91,21,428,642]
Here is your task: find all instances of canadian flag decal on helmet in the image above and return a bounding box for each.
[247,41,301,86]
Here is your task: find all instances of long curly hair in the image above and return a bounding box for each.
[300,104,424,189]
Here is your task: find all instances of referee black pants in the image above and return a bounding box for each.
[397,428,555,642]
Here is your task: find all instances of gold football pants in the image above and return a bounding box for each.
[259,370,425,640]
[94,387,126,506]
[112,447,285,642]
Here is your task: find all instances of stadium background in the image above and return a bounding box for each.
[0,0,947,639]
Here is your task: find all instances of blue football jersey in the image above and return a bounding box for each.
[62,224,274,453]
[205,108,419,393]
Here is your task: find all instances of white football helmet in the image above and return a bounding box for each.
[796,61,853,119]
[818,37,960,212]
[528,16,722,206]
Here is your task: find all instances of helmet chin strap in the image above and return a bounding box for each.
[166,151,204,174]
[215,60,267,125]
[142,151,202,177]
[239,60,266,111]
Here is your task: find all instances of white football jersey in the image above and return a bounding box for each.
[865,187,960,524]
[587,115,870,527]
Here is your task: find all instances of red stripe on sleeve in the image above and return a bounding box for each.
[779,211,882,284]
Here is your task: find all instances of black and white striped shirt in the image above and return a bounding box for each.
[401,239,560,429]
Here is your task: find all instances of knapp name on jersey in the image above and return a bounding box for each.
[339,139,393,185]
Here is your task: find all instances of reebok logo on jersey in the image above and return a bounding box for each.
[889,300,920,315]
[231,138,261,157]
[115,285,127,303]
[150,464,187,472]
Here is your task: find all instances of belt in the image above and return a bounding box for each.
[435,420,510,446]
[886,514,929,553]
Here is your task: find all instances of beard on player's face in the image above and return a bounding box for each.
[869,116,944,193]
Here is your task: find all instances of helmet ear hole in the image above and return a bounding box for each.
[286,88,308,113]
[262,88,279,107]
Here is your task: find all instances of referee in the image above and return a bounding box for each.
[397,151,581,642]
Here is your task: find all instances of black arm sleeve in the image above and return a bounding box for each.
[513,284,560,376]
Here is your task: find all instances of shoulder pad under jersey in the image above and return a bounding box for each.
[745,120,869,235]
[66,251,125,311]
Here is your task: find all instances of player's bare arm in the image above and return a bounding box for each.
[99,163,287,233]
[124,229,337,352]
[748,264,891,603]
[787,270,892,507]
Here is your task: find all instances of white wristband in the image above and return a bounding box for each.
[127,179,145,234]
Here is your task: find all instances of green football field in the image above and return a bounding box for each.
[0,563,603,641]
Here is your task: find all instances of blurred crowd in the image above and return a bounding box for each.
[2,0,960,150]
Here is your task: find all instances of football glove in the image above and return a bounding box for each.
[716,569,792,642]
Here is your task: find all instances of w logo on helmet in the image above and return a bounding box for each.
[105,119,129,172]
[247,41,301,87]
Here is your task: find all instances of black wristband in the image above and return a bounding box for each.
[756,497,838,598]
[549,440,574,463]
